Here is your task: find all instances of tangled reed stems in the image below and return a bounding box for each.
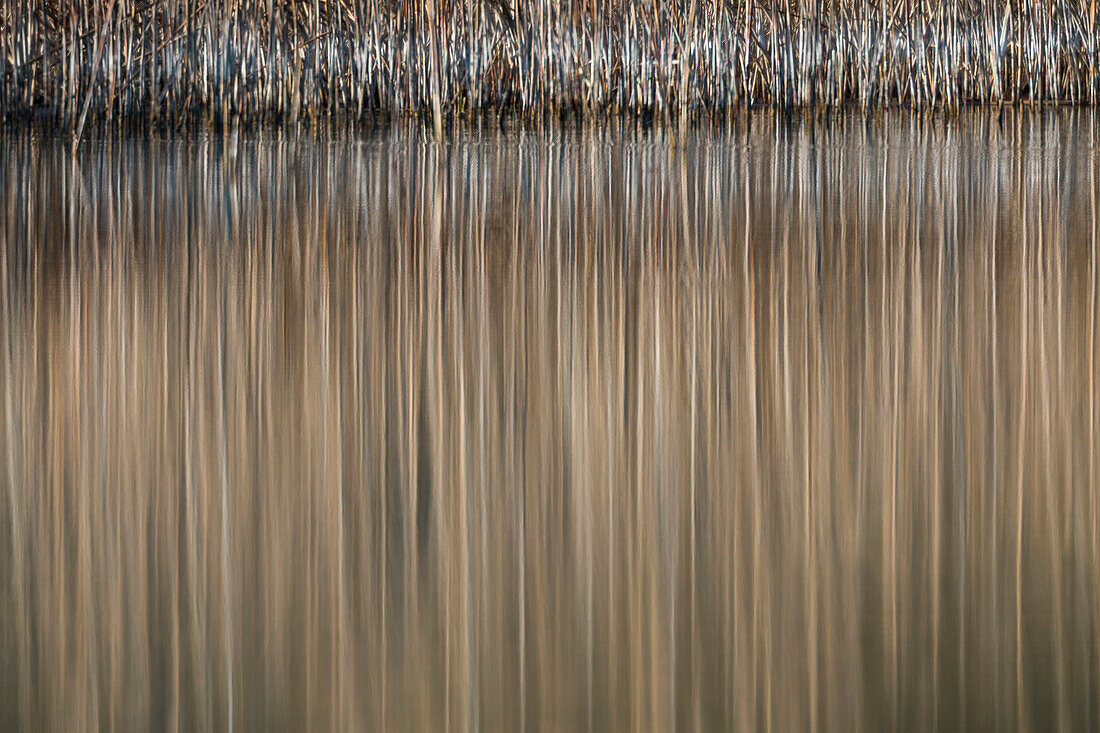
[1,0,1099,125]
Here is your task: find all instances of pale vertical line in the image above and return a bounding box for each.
[183,241,210,732]
[515,181,527,733]
[632,237,645,733]
[1060,114,1086,733]
[573,169,591,733]
[2,146,29,729]
[1091,114,1099,733]
[944,125,960,730]
[380,237,388,733]
[429,155,448,733]
[989,153,999,733]
[952,130,965,733]
[404,156,422,729]
[602,209,617,733]
[745,145,762,733]
[932,164,944,733]
[1015,136,1029,732]
[808,198,820,733]
[459,159,476,733]
[301,158,316,733]
[880,122,899,733]
[73,152,101,733]
[651,236,672,733]
[326,257,351,731]
[1035,168,1068,733]
[778,126,794,733]
[889,178,900,733]
[676,139,699,733]
[856,124,871,733]
[217,263,235,733]
[475,160,492,733]
[64,150,78,733]
[584,237,593,733]
[689,253,699,733]
[558,164,573,730]
[456,215,473,733]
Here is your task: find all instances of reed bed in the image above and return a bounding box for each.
[2,0,1100,125]
[1,110,1099,730]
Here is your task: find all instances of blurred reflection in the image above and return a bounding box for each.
[1,111,1099,730]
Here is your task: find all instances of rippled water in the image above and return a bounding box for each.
[2,111,1099,730]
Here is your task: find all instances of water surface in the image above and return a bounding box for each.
[2,111,1099,730]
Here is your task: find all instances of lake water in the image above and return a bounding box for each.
[2,110,1099,730]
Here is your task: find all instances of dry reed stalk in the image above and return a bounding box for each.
[4,0,1100,129]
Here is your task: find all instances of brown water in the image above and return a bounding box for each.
[1,111,1099,731]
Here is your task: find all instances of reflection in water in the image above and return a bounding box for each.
[1,111,1099,730]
